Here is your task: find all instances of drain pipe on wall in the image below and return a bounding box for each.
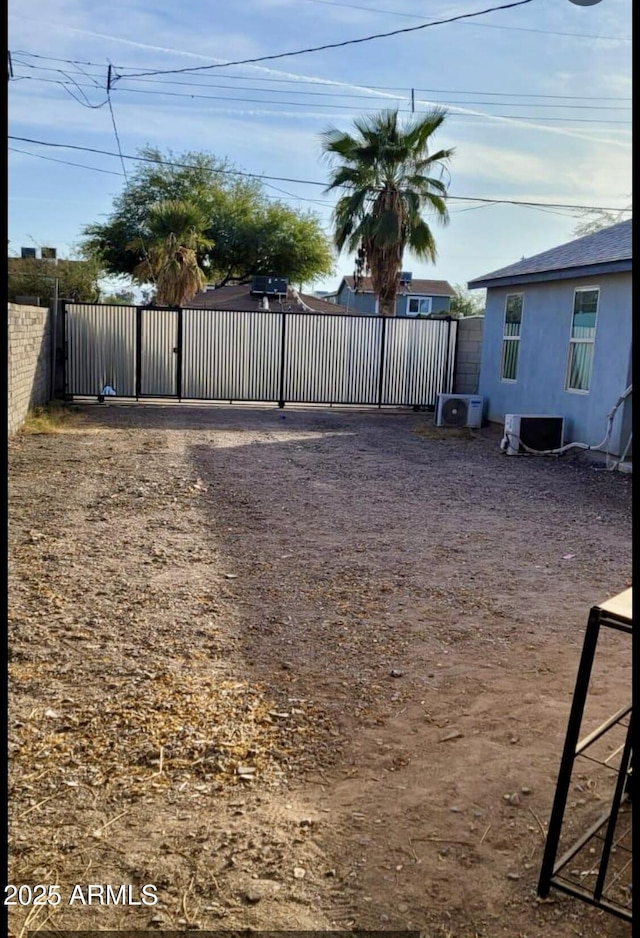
[500,385,632,467]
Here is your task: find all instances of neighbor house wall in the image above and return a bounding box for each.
[454,315,484,394]
[478,272,632,455]
[395,294,451,317]
[336,284,377,315]
[8,303,53,435]
[336,283,452,317]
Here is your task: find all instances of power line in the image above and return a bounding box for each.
[114,0,538,81]
[8,135,632,214]
[8,145,330,205]
[107,80,632,110]
[105,81,155,281]
[8,145,124,175]
[11,51,632,101]
[10,58,109,108]
[12,50,105,67]
[106,95,129,181]
[104,89,634,123]
[123,76,632,102]
[293,0,631,42]
[9,146,617,215]
[10,76,632,124]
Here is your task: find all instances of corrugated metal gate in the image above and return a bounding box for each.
[64,303,457,407]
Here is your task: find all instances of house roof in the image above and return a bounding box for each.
[467,219,632,289]
[187,283,349,314]
[340,276,455,296]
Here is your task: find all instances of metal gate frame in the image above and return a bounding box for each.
[64,302,457,408]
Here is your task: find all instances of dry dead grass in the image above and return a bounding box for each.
[412,420,477,441]
[20,402,85,435]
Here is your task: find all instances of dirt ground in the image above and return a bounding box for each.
[7,402,632,937]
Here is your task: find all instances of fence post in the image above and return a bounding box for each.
[135,307,142,400]
[62,301,70,399]
[278,309,287,408]
[48,282,59,401]
[176,306,183,400]
[377,315,387,407]
[444,316,454,393]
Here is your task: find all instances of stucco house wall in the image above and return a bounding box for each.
[477,272,632,455]
[469,219,632,459]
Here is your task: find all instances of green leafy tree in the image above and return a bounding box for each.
[449,283,485,318]
[127,200,214,306]
[8,256,102,304]
[81,147,334,291]
[321,108,454,316]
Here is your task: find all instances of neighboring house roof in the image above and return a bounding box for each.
[188,284,349,314]
[467,219,632,289]
[340,276,455,296]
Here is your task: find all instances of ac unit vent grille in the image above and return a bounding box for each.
[504,415,564,455]
[435,394,484,428]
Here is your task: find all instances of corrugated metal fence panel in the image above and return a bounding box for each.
[140,308,178,396]
[381,318,452,406]
[284,314,381,403]
[66,304,458,406]
[66,303,136,396]
[182,308,282,400]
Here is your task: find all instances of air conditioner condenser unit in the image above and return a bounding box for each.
[503,414,565,455]
[435,394,484,428]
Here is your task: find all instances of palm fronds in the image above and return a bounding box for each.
[321,108,454,315]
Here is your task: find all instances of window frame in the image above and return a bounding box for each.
[500,292,524,383]
[405,295,432,316]
[565,286,599,394]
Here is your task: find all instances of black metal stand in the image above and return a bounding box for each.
[537,588,632,923]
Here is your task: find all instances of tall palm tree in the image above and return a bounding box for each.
[128,200,214,306]
[321,108,454,316]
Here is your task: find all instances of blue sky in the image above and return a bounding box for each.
[8,0,632,297]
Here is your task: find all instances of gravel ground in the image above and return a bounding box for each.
[8,402,632,937]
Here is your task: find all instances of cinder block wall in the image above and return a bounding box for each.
[8,303,53,436]
[454,315,484,395]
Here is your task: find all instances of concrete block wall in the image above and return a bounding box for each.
[8,303,53,436]
[454,315,484,395]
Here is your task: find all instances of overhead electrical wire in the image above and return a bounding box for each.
[293,0,631,42]
[8,135,632,216]
[5,147,587,215]
[106,96,129,181]
[113,0,538,81]
[8,145,124,175]
[8,145,329,206]
[11,52,633,101]
[24,75,631,111]
[10,76,632,125]
[10,51,632,145]
[12,70,633,110]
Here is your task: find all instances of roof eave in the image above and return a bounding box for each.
[467,259,632,290]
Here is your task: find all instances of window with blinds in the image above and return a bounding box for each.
[566,288,598,392]
[501,293,523,381]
